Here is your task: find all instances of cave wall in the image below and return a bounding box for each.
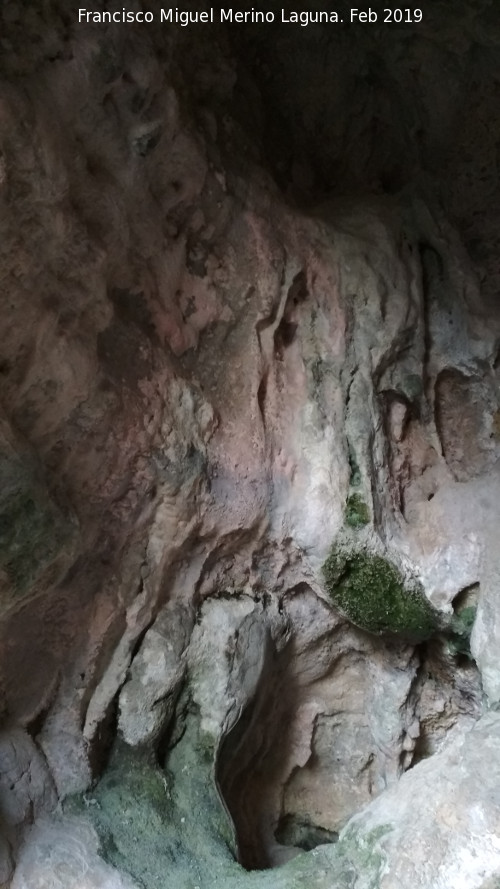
[1,3,500,888]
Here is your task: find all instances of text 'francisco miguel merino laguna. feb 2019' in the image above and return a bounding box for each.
[77,8,424,25]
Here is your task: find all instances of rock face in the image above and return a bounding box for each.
[1,2,500,888]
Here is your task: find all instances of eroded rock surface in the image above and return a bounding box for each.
[15,713,500,889]
[1,2,500,888]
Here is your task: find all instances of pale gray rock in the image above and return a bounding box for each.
[471,504,500,705]
[0,835,13,888]
[118,603,191,746]
[0,729,57,830]
[11,815,139,889]
[335,712,500,889]
[0,729,57,887]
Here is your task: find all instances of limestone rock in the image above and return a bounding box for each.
[0,729,57,885]
[11,815,139,889]
[118,603,191,746]
[0,4,500,889]
[0,729,57,831]
[334,712,500,889]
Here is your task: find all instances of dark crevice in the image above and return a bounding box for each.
[287,270,308,307]
[273,319,297,359]
[216,635,298,871]
[407,634,482,769]
[452,583,480,612]
[87,693,120,783]
[273,270,307,360]
[418,242,444,408]
[26,696,55,741]
[274,813,338,852]
[257,373,268,426]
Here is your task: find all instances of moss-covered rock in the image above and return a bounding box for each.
[66,712,237,889]
[345,494,370,528]
[322,544,439,641]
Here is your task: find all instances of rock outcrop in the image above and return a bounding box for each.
[1,2,500,888]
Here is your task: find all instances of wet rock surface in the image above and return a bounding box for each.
[1,1,500,887]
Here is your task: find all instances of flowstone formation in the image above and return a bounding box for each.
[1,1,500,888]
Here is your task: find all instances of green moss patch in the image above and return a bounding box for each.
[66,715,237,889]
[322,545,438,641]
[345,494,370,528]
